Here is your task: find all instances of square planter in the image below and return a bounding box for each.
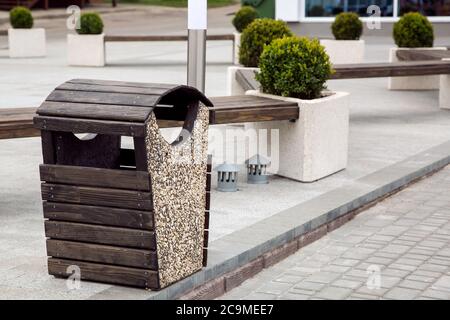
[320,39,365,64]
[246,90,350,182]
[8,28,46,58]
[440,58,450,110]
[388,47,447,90]
[67,33,105,67]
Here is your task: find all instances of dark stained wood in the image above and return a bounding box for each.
[40,164,151,191]
[212,105,299,124]
[133,137,148,171]
[396,49,450,61]
[46,239,157,269]
[38,101,154,122]
[206,192,210,211]
[34,116,146,137]
[0,30,7,36]
[43,202,153,230]
[47,258,159,289]
[68,78,176,89]
[56,82,171,96]
[0,107,39,139]
[44,221,156,249]
[104,34,234,42]
[202,248,208,267]
[41,183,153,210]
[41,131,55,164]
[331,60,450,79]
[46,90,160,108]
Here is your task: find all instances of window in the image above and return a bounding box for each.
[305,0,394,17]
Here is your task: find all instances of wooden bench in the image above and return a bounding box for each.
[396,49,450,61]
[104,33,237,63]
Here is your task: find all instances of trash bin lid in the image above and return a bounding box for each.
[34,79,213,137]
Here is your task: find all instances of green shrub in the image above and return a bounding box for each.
[256,36,333,100]
[331,12,363,40]
[232,6,258,33]
[10,6,33,29]
[239,18,292,67]
[393,12,434,48]
[77,12,104,35]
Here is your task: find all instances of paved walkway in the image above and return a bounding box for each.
[219,166,450,300]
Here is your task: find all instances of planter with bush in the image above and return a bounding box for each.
[8,6,46,58]
[231,6,258,64]
[389,12,445,90]
[247,37,349,182]
[68,12,105,67]
[320,12,364,64]
[228,18,292,95]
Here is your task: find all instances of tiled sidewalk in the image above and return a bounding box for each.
[219,166,450,300]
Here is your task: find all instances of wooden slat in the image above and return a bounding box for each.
[104,34,234,42]
[41,183,153,210]
[236,69,260,91]
[45,221,156,249]
[68,78,176,89]
[46,90,160,107]
[43,202,153,230]
[38,101,153,122]
[212,106,299,124]
[48,258,159,289]
[0,30,7,36]
[331,60,450,79]
[33,116,146,137]
[0,107,39,139]
[57,82,170,96]
[46,239,157,269]
[396,49,450,61]
[40,164,151,191]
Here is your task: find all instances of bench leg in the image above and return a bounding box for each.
[440,74,450,110]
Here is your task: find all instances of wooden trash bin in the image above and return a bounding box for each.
[34,79,213,290]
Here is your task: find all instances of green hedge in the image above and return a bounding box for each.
[77,13,104,35]
[257,36,333,100]
[10,6,33,29]
[393,12,434,48]
[239,18,292,67]
[331,12,363,40]
[232,6,258,33]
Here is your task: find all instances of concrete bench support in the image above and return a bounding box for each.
[440,59,450,110]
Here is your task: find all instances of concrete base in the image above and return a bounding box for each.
[320,39,365,64]
[226,66,258,96]
[246,90,350,182]
[388,47,447,90]
[440,59,450,110]
[233,32,240,65]
[67,33,105,67]
[8,28,46,58]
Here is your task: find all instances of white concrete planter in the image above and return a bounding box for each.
[440,58,450,110]
[233,32,240,65]
[320,39,365,64]
[67,33,105,67]
[246,90,350,182]
[227,66,259,96]
[8,28,46,58]
[388,47,447,90]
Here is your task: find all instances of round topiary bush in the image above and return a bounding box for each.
[331,12,363,40]
[239,18,292,67]
[256,36,333,100]
[393,12,434,48]
[76,12,104,35]
[10,6,33,29]
[232,6,258,33]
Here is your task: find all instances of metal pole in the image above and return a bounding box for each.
[187,0,207,93]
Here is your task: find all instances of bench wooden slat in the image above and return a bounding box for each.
[104,34,234,42]
[40,164,151,191]
[46,239,157,269]
[68,78,176,89]
[331,60,450,79]
[43,202,154,230]
[396,49,450,61]
[57,82,171,96]
[45,220,156,249]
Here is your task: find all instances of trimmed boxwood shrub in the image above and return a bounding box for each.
[393,12,434,48]
[232,6,258,33]
[256,36,333,100]
[77,13,104,35]
[10,6,33,29]
[239,18,292,67]
[331,12,363,40]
